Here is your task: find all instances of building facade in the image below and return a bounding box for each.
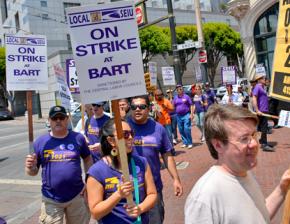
[227,0,278,80]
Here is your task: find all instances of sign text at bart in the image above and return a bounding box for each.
[66,2,146,103]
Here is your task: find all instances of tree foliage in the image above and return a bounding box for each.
[139,25,170,71]
[203,23,243,86]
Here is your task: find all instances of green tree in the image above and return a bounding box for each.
[0,47,15,113]
[139,25,170,71]
[203,22,243,86]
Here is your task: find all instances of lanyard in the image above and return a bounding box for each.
[130,158,142,224]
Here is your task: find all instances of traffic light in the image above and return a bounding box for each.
[144,73,151,90]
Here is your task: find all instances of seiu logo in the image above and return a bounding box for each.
[102,7,134,21]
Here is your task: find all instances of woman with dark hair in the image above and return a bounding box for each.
[86,119,157,224]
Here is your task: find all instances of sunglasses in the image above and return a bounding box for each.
[130,104,148,110]
[123,130,135,139]
[51,116,66,121]
[92,104,102,107]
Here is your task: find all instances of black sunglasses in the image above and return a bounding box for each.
[92,104,102,107]
[130,104,148,110]
[51,116,66,121]
[123,130,135,139]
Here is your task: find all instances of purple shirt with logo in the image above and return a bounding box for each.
[85,114,110,161]
[252,83,269,113]
[193,94,206,113]
[128,118,172,192]
[173,94,193,116]
[87,155,148,224]
[33,131,91,203]
[205,89,216,107]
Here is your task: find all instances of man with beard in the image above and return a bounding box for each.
[25,105,93,224]
[185,104,290,224]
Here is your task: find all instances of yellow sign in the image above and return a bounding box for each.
[144,73,151,90]
[270,0,290,102]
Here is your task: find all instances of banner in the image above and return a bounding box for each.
[221,66,237,85]
[66,59,79,94]
[66,2,146,103]
[5,35,48,90]
[162,67,176,86]
[270,0,290,102]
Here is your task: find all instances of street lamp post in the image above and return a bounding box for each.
[166,0,182,85]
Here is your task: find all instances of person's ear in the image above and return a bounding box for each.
[107,136,116,147]
[211,139,226,155]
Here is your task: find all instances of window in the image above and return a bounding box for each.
[40,1,47,7]
[67,34,72,50]
[254,3,279,79]
[42,13,49,20]
[63,2,80,21]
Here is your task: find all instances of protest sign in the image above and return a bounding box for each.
[221,66,237,85]
[149,62,157,87]
[255,63,266,77]
[5,34,48,90]
[66,59,79,94]
[270,0,290,102]
[54,64,72,110]
[66,2,146,104]
[162,67,176,86]
[278,110,290,128]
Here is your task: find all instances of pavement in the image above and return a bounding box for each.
[5,122,290,224]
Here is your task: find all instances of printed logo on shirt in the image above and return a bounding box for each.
[133,136,158,147]
[88,125,100,136]
[43,145,78,162]
[105,177,119,190]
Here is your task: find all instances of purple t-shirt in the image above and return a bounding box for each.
[33,131,91,203]
[87,155,148,224]
[85,114,110,161]
[205,89,216,107]
[128,117,172,192]
[173,94,192,116]
[252,83,269,113]
[193,94,206,113]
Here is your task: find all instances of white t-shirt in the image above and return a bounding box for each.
[184,166,270,224]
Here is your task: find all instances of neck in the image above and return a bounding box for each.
[217,162,247,177]
[50,130,69,138]
[94,113,104,119]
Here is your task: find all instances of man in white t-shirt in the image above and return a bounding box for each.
[184,104,290,224]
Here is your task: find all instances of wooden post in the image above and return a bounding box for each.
[27,91,34,154]
[111,99,134,206]
[282,168,290,224]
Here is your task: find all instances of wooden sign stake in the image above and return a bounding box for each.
[111,100,134,206]
[27,91,34,154]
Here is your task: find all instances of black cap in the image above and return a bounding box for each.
[49,106,67,118]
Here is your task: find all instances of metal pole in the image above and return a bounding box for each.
[167,0,182,84]
[194,0,208,83]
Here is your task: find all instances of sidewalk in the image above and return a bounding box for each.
[21,125,290,224]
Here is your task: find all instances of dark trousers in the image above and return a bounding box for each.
[148,192,164,224]
[258,115,268,145]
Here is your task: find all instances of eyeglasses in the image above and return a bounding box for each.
[130,104,148,110]
[51,116,66,121]
[227,132,260,148]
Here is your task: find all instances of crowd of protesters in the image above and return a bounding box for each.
[24,74,290,224]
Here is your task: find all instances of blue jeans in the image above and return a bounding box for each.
[195,112,205,137]
[176,113,192,145]
[170,114,178,140]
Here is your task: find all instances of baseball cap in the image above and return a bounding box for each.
[205,82,210,86]
[92,102,104,107]
[176,84,183,88]
[49,106,67,118]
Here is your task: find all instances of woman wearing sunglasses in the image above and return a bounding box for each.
[86,119,157,224]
